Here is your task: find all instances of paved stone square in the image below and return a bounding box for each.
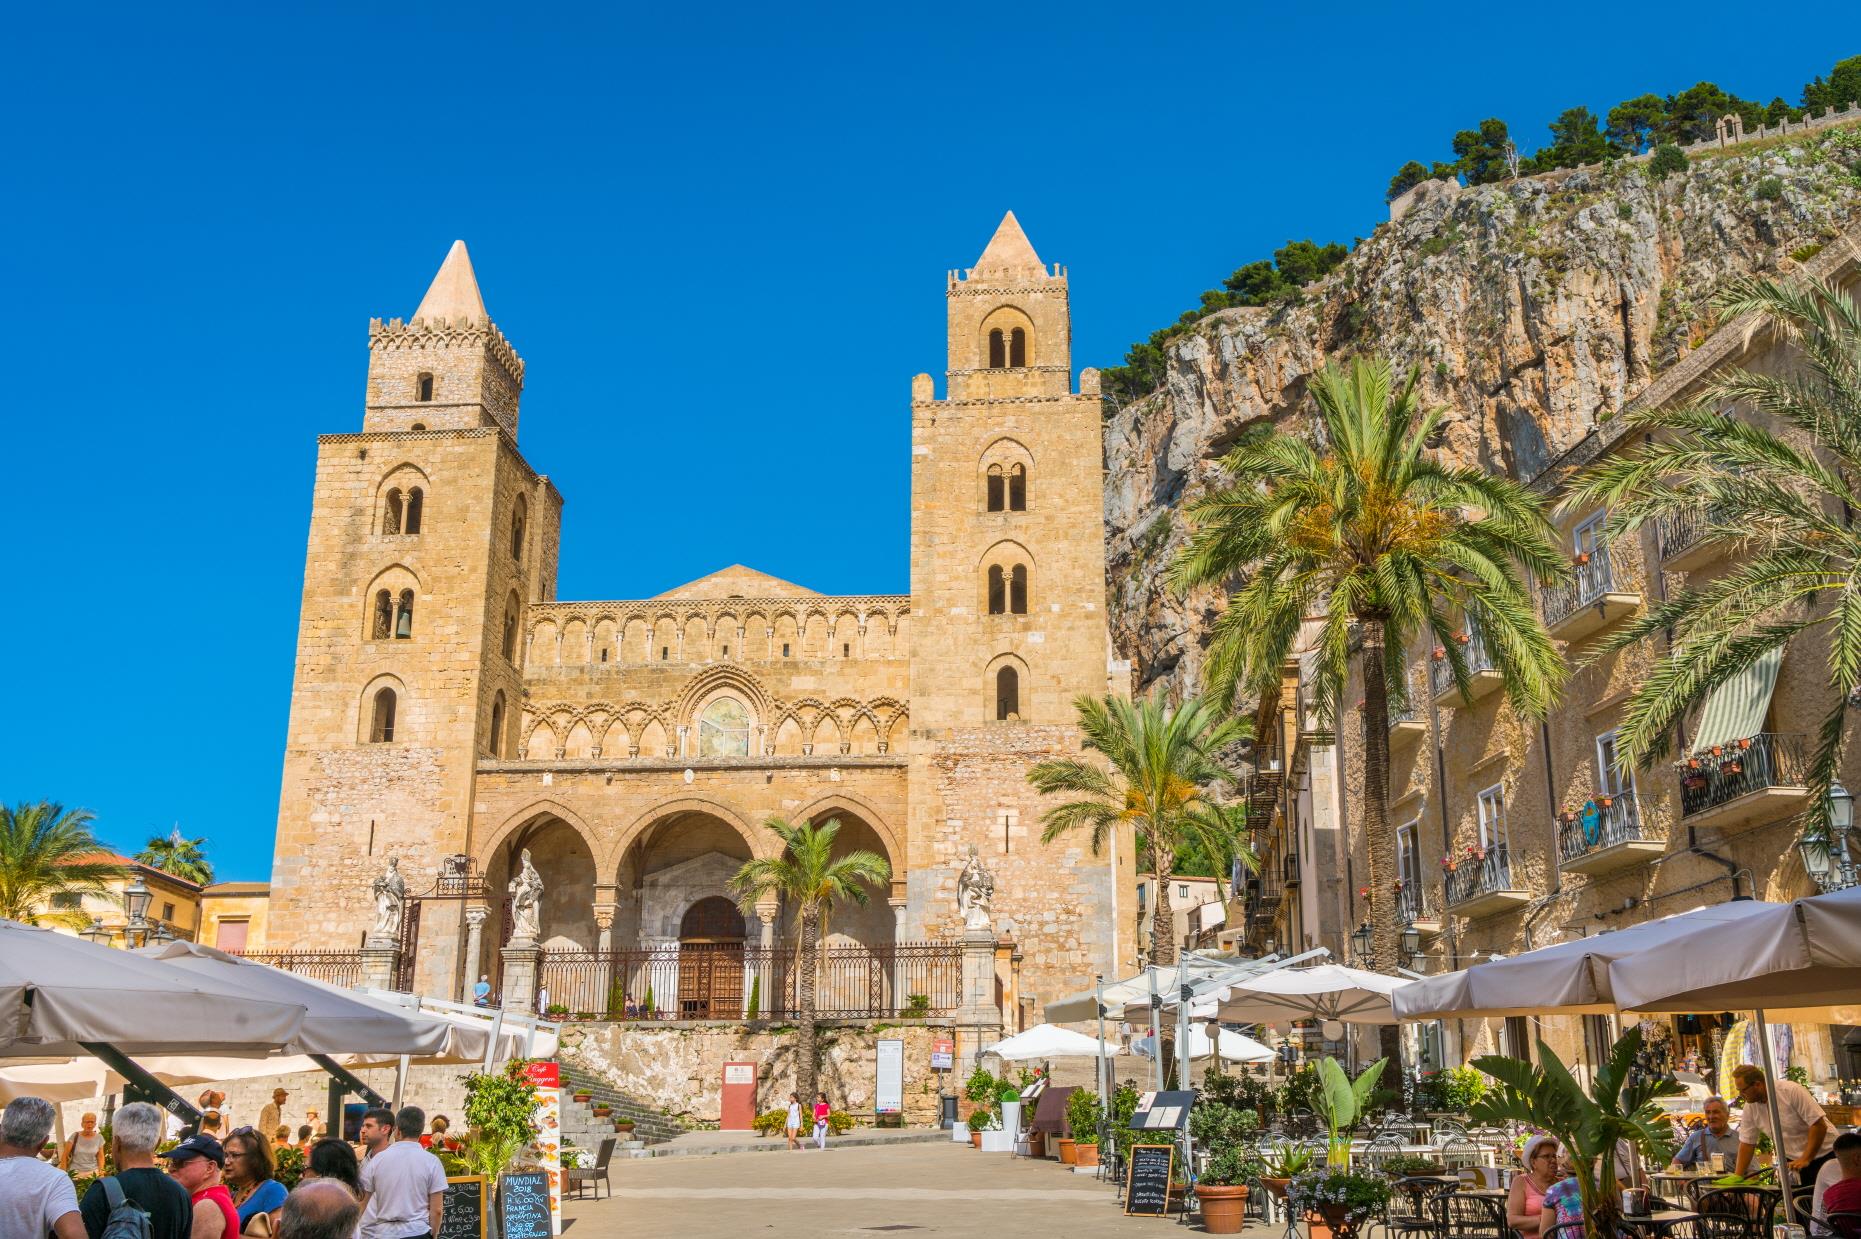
[560,1141,1268,1237]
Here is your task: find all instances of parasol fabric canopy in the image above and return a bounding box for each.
[1044,958,1243,1024]
[0,920,308,1057]
[1131,1024,1273,1062]
[981,1023,1126,1059]
[1392,901,1778,1021]
[1204,964,1413,1026]
[1610,887,1861,1021]
[135,941,456,1057]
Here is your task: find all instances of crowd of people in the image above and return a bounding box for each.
[1,1093,453,1239]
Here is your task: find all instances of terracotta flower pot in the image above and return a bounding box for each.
[1057,1137,1077,1165]
[1198,1183,1250,1234]
[1261,1177,1290,1201]
[1075,1143,1100,1167]
[971,1131,982,1148]
[1027,1131,1046,1158]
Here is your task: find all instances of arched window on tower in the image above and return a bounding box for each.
[488,691,506,758]
[1008,463,1027,511]
[404,487,423,534]
[416,373,434,402]
[995,666,1020,721]
[988,328,1006,369]
[370,688,398,743]
[511,497,527,561]
[986,465,1005,512]
[987,565,1006,615]
[394,589,414,639]
[372,590,393,640]
[383,489,403,535]
[1009,327,1027,367]
[1010,564,1028,614]
[502,596,519,662]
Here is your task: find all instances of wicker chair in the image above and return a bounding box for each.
[1437,1190,1510,1239]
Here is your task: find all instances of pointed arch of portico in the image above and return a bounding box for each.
[477,798,604,873]
[606,795,770,880]
[788,791,904,880]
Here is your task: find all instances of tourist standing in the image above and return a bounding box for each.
[62,1111,104,1176]
[472,975,491,1007]
[0,1097,84,1239]
[785,1093,802,1151]
[278,1179,362,1239]
[812,1092,830,1151]
[357,1106,447,1239]
[163,1134,241,1239]
[77,1103,192,1239]
[225,1126,289,1228]
[259,1089,290,1140]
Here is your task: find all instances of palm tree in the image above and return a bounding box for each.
[1027,692,1254,967]
[135,826,214,885]
[0,801,126,927]
[1562,275,1861,845]
[728,817,891,1103]
[1168,356,1568,984]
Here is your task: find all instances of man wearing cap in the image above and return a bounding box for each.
[165,1133,241,1239]
[259,1088,290,1140]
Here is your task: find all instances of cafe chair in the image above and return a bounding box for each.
[1437,1190,1509,1239]
[566,1137,616,1201]
[1386,1175,1457,1239]
[1692,1188,1778,1239]
[1812,1213,1861,1239]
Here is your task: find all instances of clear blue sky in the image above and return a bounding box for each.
[1,2,1852,880]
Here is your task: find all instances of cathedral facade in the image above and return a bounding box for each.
[265,214,1133,1018]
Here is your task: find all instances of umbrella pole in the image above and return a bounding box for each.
[392,1055,410,1109]
[1148,969,1164,1092]
[1095,975,1108,1113]
[1754,1009,1799,1220]
[484,1008,506,1070]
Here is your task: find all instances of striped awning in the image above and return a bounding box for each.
[1690,645,1783,752]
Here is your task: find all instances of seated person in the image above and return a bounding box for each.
[1817,1132,1861,1222]
[1670,1098,1740,1172]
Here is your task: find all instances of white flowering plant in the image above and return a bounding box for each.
[1284,1168,1391,1221]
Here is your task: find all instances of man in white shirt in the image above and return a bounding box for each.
[1732,1065,1831,1182]
[0,1096,85,1239]
[358,1105,448,1239]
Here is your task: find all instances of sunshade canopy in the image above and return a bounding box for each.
[1611,887,1861,1021]
[1392,901,1778,1021]
[981,1023,1125,1059]
[1201,964,1413,1026]
[1690,646,1782,752]
[1132,1024,1273,1062]
[0,920,307,1057]
[1044,956,1247,1024]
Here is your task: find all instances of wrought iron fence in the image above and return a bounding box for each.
[1679,732,1808,818]
[1396,885,1436,925]
[1429,636,1496,696]
[1657,507,1715,563]
[232,950,364,987]
[1443,842,1513,907]
[534,941,964,1022]
[1542,543,1618,626]
[1557,793,1662,862]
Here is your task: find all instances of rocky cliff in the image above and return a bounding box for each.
[1105,129,1861,697]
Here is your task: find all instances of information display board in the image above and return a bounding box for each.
[438,1177,486,1239]
[1127,1089,1195,1131]
[498,1172,552,1239]
[875,1038,904,1115]
[930,1037,954,1070]
[1123,1144,1176,1216]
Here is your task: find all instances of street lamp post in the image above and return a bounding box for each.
[1350,920,1372,965]
[81,918,112,947]
[123,875,152,949]
[1800,782,1858,892]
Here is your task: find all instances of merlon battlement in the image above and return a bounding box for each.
[366,315,526,381]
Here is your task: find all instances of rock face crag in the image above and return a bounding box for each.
[1106,135,1861,696]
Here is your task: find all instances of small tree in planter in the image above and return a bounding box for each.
[1313,1057,1387,1168]
[1066,1088,1102,1167]
[461,1057,541,1226]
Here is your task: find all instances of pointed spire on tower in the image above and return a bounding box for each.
[413,240,488,323]
[971,211,1046,278]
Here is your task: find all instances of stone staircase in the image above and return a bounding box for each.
[559,1064,684,1151]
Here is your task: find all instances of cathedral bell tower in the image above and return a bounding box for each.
[364,241,526,437]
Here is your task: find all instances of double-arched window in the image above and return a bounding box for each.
[986,327,1028,368]
[985,563,1029,615]
[371,589,415,639]
[985,463,1027,513]
[382,487,423,535]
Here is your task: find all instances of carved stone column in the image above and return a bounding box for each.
[461,905,489,1001]
[955,926,1003,1069]
[888,897,908,1012]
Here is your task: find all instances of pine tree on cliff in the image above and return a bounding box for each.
[728,817,890,1103]
[1168,357,1567,1052]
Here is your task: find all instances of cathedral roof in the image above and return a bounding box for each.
[413,239,488,323]
[971,211,1045,278]
[653,564,823,599]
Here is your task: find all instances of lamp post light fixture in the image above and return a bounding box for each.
[122,875,152,949]
[80,918,111,947]
[1801,782,1859,892]
[1401,923,1423,960]
[1350,919,1373,964]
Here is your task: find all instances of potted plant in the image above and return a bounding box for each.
[545,1002,569,1017]
[1286,1167,1393,1239]
[1381,1153,1447,1179]
[966,1107,990,1147]
[1259,1143,1313,1201]
[571,1089,592,1104]
[614,1118,635,1135]
[1312,1056,1387,1168]
[1195,1145,1254,1234]
[590,1102,611,1118]
[1066,1088,1102,1168]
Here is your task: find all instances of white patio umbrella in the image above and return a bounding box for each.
[0,920,307,1057]
[1202,963,1414,1026]
[1393,900,1780,1021]
[982,1023,1126,1060]
[1132,1024,1273,1063]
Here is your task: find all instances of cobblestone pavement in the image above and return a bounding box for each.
[560,1141,1272,1237]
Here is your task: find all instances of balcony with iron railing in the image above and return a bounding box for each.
[1656,506,1726,572]
[1442,841,1529,917]
[1396,884,1441,935]
[1389,674,1427,741]
[1430,635,1503,704]
[1542,542,1641,641]
[1556,792,1665,876]
[1679,732,1809,831]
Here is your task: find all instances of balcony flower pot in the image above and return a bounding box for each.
[572,1092,592,1103]
[1075,1141,1100,1167]
[1710,744,1724,757]
[1737,737,1752,750]
[1574,552,1591,565]
[1057,1137,1077,1165]
[614,1119,635,1134]
[1721,760,1743,776]
[591,1105,611,1117]
[1687,758,1702,769]
[1197,1183,1251,1234]
[1432,647,1446,660]
[1599,796,1614,809]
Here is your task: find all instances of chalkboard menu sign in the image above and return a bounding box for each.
[439,1177,486,1239]
[1123,1143,1176,1216]
[498,1171,552,1239]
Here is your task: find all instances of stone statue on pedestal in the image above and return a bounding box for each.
[369,857,406,942]
[509,848,544,941]
[956,844,995,931]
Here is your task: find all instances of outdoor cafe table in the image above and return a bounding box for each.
[1622,1210,1698,1237]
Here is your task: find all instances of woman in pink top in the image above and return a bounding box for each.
[812,1093,831,1150]
[1509,1135,1562,1238]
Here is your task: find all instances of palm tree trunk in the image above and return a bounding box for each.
[1150,859,1176,966]
[797,904,820,1103]
[1359,617,1404,1067]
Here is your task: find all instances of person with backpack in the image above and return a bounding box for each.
[79,1103,192,1239]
